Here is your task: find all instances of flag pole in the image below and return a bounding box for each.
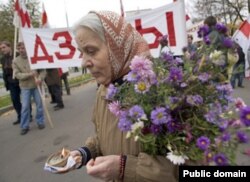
[64,0,69,27]
[12,26,18,79]
[35,77,54,128]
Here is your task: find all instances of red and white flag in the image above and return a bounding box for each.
[233,16,250,53]
[41,3,49,28]
[233,15,250,77]
[13,0,32,28]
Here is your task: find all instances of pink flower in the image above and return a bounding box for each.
[235,97,246,110]
[108,101,122,117]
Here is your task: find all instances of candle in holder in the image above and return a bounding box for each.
[46,148,70,167]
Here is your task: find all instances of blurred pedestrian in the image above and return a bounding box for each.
[13,42,46,135]
[45,68,64,110]
[231,45,245,88]
[187,34,197,54]
[0,41,22,125]
[59,68,70,95]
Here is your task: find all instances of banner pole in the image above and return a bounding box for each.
[13,26,18,79]
[35,78,54,128]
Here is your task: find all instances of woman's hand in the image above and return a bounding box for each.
[86,155,120,181]
[70,150,82,169]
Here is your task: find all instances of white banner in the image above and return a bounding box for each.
[21,1,187,69]
[126,0,187,56]
[21,28,82,70]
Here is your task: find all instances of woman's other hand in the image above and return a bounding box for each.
[86,155,120,181]
[70,150,82,169]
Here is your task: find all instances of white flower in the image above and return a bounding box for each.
[209,50,222,60]
[131,121,144,132]
[138,114,148,121]
[126,131,132,139]
[166,152,188,165]
[134,135,139,142]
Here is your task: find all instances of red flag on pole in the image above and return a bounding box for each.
[41,3,49,28]
[13,0,32,28]
[233,15,250,78]
[120,0,124,17]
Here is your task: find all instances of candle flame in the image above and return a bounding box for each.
[61,148,67,158]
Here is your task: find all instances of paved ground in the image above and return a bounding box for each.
[0,81,100,182]
[0,79,249,182]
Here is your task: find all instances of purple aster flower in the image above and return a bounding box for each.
[221,132,231,142]
[125,71,140,83]
[130,56,153,74]
[158,35,168,47]
[213,153,228,166]
[169,96,180,104]
[203,35,211,45]
[118,117,132,132]
[151,107,171,125]
[197,25,209,38]
[215,23,228,34]
[167,67,183,82]
[106,84,118,100]
[198,73,211,82]
[186,94,203,106]
[216,83,234,102]
[222,37,233,48]
[240,106,250,126]
[129,105,145,119]
[237,131,249,143]
[166,120,179,133]
[161,52,175,63]
[175,57,183,64]
[196,136,210,151]
[150,124,163,135]
[205,110,217,124]
[218,119,229,131]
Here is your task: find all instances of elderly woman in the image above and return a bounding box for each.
[70,11,178,182]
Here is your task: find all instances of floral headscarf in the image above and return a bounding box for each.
[93,11,151,82]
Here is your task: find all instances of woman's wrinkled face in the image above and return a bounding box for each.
[75,27,111,85]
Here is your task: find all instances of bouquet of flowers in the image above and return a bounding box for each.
[106,23,250,166]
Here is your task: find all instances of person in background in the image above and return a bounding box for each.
[45,68,64,110]
[187,34,197,54]
[58,11,178,182]
[59,68,71,95]
[247,45,250,78]
[203,16,223,49]
[230,45,245,88]
[0,41,22,125]
[13,42,46,135]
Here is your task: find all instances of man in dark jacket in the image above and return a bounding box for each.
[0,41,22,125]
[45,68,64,110]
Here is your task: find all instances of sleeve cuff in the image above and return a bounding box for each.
[123,155,137,182]
[76,147,92,169]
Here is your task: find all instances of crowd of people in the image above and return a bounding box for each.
[0,40,77,135]
[0,10,249,182]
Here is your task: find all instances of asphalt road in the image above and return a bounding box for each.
[0,81,100,182]
[0,79,250,182]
